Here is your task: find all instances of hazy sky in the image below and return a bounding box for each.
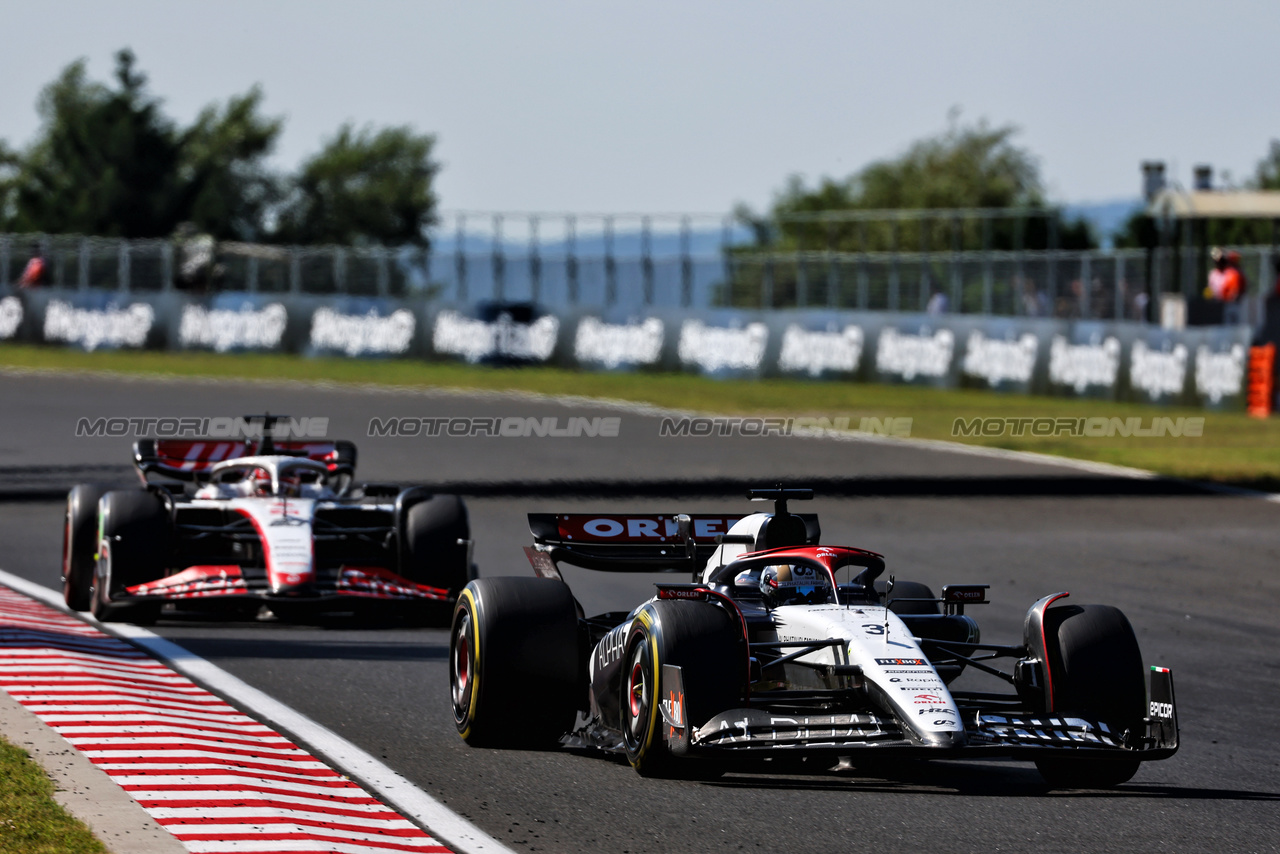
[2,1,1276,216]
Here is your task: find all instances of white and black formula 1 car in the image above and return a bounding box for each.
[449,488,1178,787]
[62,416,473,624]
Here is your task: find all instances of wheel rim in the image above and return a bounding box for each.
[61,509,72,583]
[623,640,652,749]
[451,610,473,719]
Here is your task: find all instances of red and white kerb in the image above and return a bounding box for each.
[0,587,451,854]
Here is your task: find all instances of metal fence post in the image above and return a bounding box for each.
[680,216,692,308]
[118,240,130,294]
[529,215,541,305]
[762,253,774,309]
[857,221,869,310]
[566,215,579,306]
[455,214,467,304]
[1079,254,1091,319]
[825,221,838,308]
[492,214,505,303]
[376,248,389,297]
[247,254,260,293]
[161,241,174,292]
[950,215,961,314]
[918,216,930,311]
[333,247,346,294]
[289,249,301,294]
[78,237,89,290]
[0,235,8,288]
[641,215,653,305]
[604,216,616,306]
[796,255,807,308]
[888,219,900,311]
[1114,253,1124,320]
[981,215,993,315]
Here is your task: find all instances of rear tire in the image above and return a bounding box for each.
[403,495,471,620]
[1035,604,1145,788]
[62,484,109,611]
[450,577,579,748]
[90,490,169,625]
[621,600,743,778]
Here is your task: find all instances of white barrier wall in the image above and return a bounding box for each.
[3,290,1255,410]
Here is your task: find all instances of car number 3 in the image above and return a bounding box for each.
[862,624,885,635]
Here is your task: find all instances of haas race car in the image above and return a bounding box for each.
[62,416,472,624]
[449,488,1178,787]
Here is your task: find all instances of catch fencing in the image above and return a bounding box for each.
[1,229,1273,326]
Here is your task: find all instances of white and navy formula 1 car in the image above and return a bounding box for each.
[449,488,1178,787]
[62,416,472,624]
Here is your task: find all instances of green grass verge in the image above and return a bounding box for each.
[0,735,105,854]
[2,342,1277,488]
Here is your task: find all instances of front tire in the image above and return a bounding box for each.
[621,600,743,778]
[90,490,170,624]
[63,484,109,611]
[1035,604,1145,788]
[450,577,579,748]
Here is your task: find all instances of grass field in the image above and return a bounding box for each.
[0,736,105,854]
[1,343,1277,488]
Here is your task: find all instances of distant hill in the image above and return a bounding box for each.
[428,201,1148,256]
[1063,199,1145,248]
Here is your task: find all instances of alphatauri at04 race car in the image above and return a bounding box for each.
[62,417,472,623]
[450,488,1178,787]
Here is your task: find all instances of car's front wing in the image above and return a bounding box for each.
[124,564,449,603]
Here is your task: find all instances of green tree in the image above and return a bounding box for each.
[177,86,284,242]
[742,116,1094,254]
[273,123,438,247]
[9,50,183,237]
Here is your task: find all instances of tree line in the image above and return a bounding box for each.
[0,49,437,247]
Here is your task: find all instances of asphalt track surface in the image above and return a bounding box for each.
[1,371,1278,854]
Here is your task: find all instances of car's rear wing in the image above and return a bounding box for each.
[526,512,820,574]
[134,439,356,482]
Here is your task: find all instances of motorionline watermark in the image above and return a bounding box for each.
[659,416,913,438]
[368,416,621,438]
[76,416,330,438]
[952,416,1205,438]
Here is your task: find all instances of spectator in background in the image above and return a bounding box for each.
[17,245,46,288]
[1222,250,1247,325]
[926,284,948,315]
[1206,247,1227,300]
[1021,279,1051,317]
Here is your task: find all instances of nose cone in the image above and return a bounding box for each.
[919,730,967,749]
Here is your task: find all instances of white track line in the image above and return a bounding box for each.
[0,569,517,854]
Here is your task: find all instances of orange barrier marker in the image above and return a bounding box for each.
[1247,344,1275,418]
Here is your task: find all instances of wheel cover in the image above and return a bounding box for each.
[623,640,654,753]
[61,510,72,583]
[450,610,473,722]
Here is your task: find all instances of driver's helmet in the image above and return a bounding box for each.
[250,467,272,496]
[759,563,831,607]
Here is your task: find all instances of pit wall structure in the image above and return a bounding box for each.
[0,288,1254,411]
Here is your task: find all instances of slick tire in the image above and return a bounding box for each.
[62,484,110,611]
[90,490,169,625]
[877,580,940,615]
[621,600,742,779]
[450,577,579,748]
[1035,604,1145,788]
[403,495,472,623]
